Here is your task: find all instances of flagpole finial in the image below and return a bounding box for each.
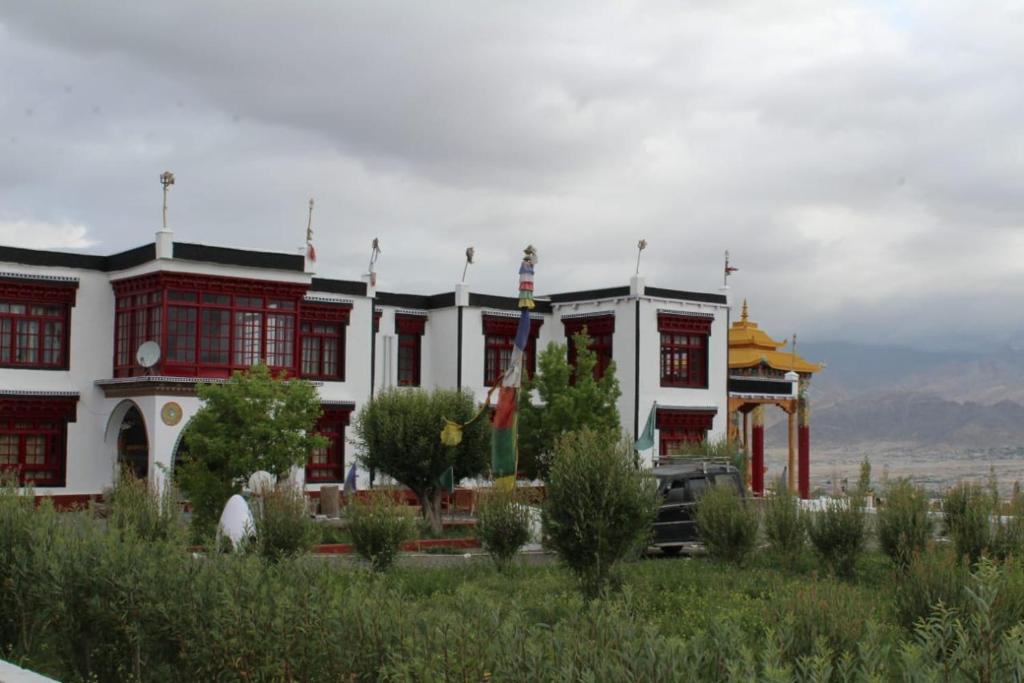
[635,239,647,275]
[461,246,475,283]
[306,198,315,241]
[724,249,738,286]
[160,171,175,229]
[518,246,537,310]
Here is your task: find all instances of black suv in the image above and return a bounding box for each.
[651,462,745,555]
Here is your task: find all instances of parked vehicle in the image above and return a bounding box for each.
[651,462,745,555]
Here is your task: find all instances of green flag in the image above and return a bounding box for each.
[634,402,656,451]
[438,465,455,494]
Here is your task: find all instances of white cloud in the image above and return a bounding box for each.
[0,218,95,250]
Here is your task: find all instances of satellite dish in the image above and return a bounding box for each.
[136,341,161,369]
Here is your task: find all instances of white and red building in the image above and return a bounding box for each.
[0,226,731,504]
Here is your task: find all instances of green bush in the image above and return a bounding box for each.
[893,542,971,628]
[763,480,805,562]
[475,486,533,571]
[106,472,184,544]
[250,485,320,561]
[543,429,659,599]
[695,483,759,565]
[877,477,933,569]
[992,491,1024,562]
[346,489,416,571]
[807,496,867,578]
[944,482,995,564]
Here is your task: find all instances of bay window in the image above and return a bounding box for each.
[299,302,351,381]
[0,278,76,370]
[0,395,77,487]
[658,313,711,388]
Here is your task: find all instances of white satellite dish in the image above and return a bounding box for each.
[136,341,161,369]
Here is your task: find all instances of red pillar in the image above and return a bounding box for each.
[751,406,765,496]
[798,398,810,499]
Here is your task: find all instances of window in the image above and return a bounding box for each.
[656,408,716,459]
[306,405,354,483]
[658,313,711,388]
[0,396,76,487]
[481,315,543,386]
[395,314,426,387]
[0,279,76,370]
[111,273,307,378]
[563,315,615,382]
[299,303,351,381]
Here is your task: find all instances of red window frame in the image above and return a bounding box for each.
[658,314,711,388]
[0,396,77,487]
[396,314,426,387]
[306,404,354,483]
[481,315,543,386]
[656,408,716,457]
[0,279,77,371]
[112,273,307,378]
[300,303,351,381]
[563,315,615,382]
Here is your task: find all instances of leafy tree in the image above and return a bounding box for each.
[352,388,489,534]
[518,330,621,479]
[543,429,659,599]
[176,364,326,538]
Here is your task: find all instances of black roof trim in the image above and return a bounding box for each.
[106,243,156,271]
[0,245,107,271]
[310,278,366,296]
[470,292,553,313]
[547,286,631,303]
[173,242,305,272]
[376,291,456,309]
[645,286,727,305]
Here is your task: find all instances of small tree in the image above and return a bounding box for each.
[807,495,867,578]
[696,483,759,565]
[878,477,932,569]
[763,478,806,563]
[347,489,416,571]
[352,388,489,534]
[176,364,326,539]
[518,330,622,479]
[476,487,533,572]
[543,429,659,599]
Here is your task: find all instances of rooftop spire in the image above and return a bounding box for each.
[741,299,749,323]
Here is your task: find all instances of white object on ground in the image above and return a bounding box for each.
[218,494,255,550]
[247,470,276,495]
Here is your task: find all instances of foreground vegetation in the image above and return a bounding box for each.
[7,482,1024,681]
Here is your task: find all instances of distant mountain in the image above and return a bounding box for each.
[762,342,1024,450]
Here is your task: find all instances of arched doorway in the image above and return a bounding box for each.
[117,405,149,480]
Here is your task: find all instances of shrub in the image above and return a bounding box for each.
[944,482,995,564]
[696,483,758,565]
[250,485,320,561]
[992,490,1024,562]
[476,486,533,571]
[763,479,805,562]
[893,542,971,628]
[106,472,184,544]
[543,429,659,599]
[807,496,866,578]
[877,477,933,569]
[346,489,416,571]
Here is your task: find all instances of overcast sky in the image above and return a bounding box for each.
[1,1,1021,353]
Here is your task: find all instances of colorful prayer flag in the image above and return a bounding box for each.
[491,308,530,478]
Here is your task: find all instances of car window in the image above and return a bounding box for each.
[713,474,739,492]
[665,480,687,503]
[687,477,708,501]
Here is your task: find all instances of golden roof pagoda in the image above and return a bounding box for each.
[729,300,823,374]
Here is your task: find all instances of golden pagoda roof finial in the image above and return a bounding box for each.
[740,299,749,323]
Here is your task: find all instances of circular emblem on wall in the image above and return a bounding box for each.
[161,402,183,426]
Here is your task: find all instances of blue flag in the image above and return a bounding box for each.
[343,463,357,495]
[634,402,656,451]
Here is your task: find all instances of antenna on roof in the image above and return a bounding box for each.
[305,198,316,262]
[635,239,647,275]
[367,238,382,287]
[160,171,175,229]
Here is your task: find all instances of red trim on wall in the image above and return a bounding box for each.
[0,278,78,306]
[562,314,615,336]
[751,425,765,495]
[655,408,715,431]
[482,315,543,337]
[657,313,712,335]
[395,313,427,335]
[34,493,101,511]
[111,271,309,300]
[798,424,810,500]
[0,396,78,422]
[300,302,352,325]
